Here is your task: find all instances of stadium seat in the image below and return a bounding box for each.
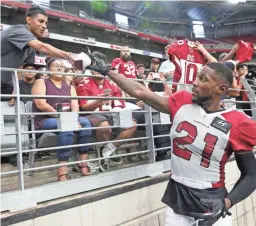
[1,101,30,156]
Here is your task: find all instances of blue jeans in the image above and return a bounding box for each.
[40,117,92,161]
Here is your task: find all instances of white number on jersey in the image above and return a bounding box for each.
[124,64,136,77]
[180,59,203,84]
[173,121,218,168]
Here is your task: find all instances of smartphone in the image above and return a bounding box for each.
[103,89,111,96]
[55,103,71,112]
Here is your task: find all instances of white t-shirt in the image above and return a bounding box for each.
[158,59,175,74]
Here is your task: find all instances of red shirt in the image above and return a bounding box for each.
[76,78,125,111]
[111,58,137,79]
[235,40,254,63]
[168,90,256,188]
[168,40,206,92]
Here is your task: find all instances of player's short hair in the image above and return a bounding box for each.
[137,64,145,69]
[237,63,248,70]
[25,5,47,18]
[206,62,233,87]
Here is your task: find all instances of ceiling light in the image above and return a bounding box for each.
[228,0,246,4]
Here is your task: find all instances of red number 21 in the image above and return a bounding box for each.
[173,121,218,168]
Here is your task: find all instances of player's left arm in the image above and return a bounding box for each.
[194,41,217,63]
[225,118,256,209]
[224,151,256,209]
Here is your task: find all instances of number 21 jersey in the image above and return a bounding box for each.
[168,91,256,189]
[168,40,206,92]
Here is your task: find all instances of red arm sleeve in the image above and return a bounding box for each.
[76,81,90,107]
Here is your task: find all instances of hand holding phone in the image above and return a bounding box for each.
[103,89,111,96]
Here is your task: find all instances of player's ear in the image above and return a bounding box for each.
[217,84,228,95]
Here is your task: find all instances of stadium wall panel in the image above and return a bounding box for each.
[2,158,256,226]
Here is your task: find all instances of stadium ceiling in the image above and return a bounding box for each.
[110,1,256,25]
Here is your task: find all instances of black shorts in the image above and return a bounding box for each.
[162,179,228,217]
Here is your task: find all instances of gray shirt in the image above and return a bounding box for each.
[1,24,36,86]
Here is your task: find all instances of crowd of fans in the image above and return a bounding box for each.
[1,6,255,182]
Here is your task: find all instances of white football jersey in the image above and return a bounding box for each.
[168,91,256,189]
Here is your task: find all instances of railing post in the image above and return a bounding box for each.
[242,78,256,119]
[13,71,25,190]
[144,104,155,163]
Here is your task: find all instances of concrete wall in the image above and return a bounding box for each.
[8,160,256,226]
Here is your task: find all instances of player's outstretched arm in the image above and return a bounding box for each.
[107,70,169,114]
[225,151,256,209]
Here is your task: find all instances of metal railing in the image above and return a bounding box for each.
[0,67,256,212]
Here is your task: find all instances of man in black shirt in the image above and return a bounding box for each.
[9,64,37,105]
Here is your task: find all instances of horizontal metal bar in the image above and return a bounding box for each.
[0,67,183,86]
[153,134,170,139]
[0,68,253,92]
[1,91,250,101]
[0,151,18,156]
[222,100,256,103]
[3,123,147,136]
[20,110,149,116]
[152,122,161,125]
[0,170,19,176]
[0,147,17,151]
[239,109,256,111]
[0,94,137,100]
[154,147,171,152]
[22,150,151,173]
[21,136,149,153]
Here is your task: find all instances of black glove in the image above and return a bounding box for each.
[86,53,111,76]
[190,198,231,226]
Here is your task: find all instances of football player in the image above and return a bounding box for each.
[87,54,256,226]
[111,46,137,79]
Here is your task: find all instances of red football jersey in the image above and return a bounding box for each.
[168,40,206,92]
[111,58,137,79]
[168,91,256,189]
[235,40,254,63]
[76,78,125,111]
